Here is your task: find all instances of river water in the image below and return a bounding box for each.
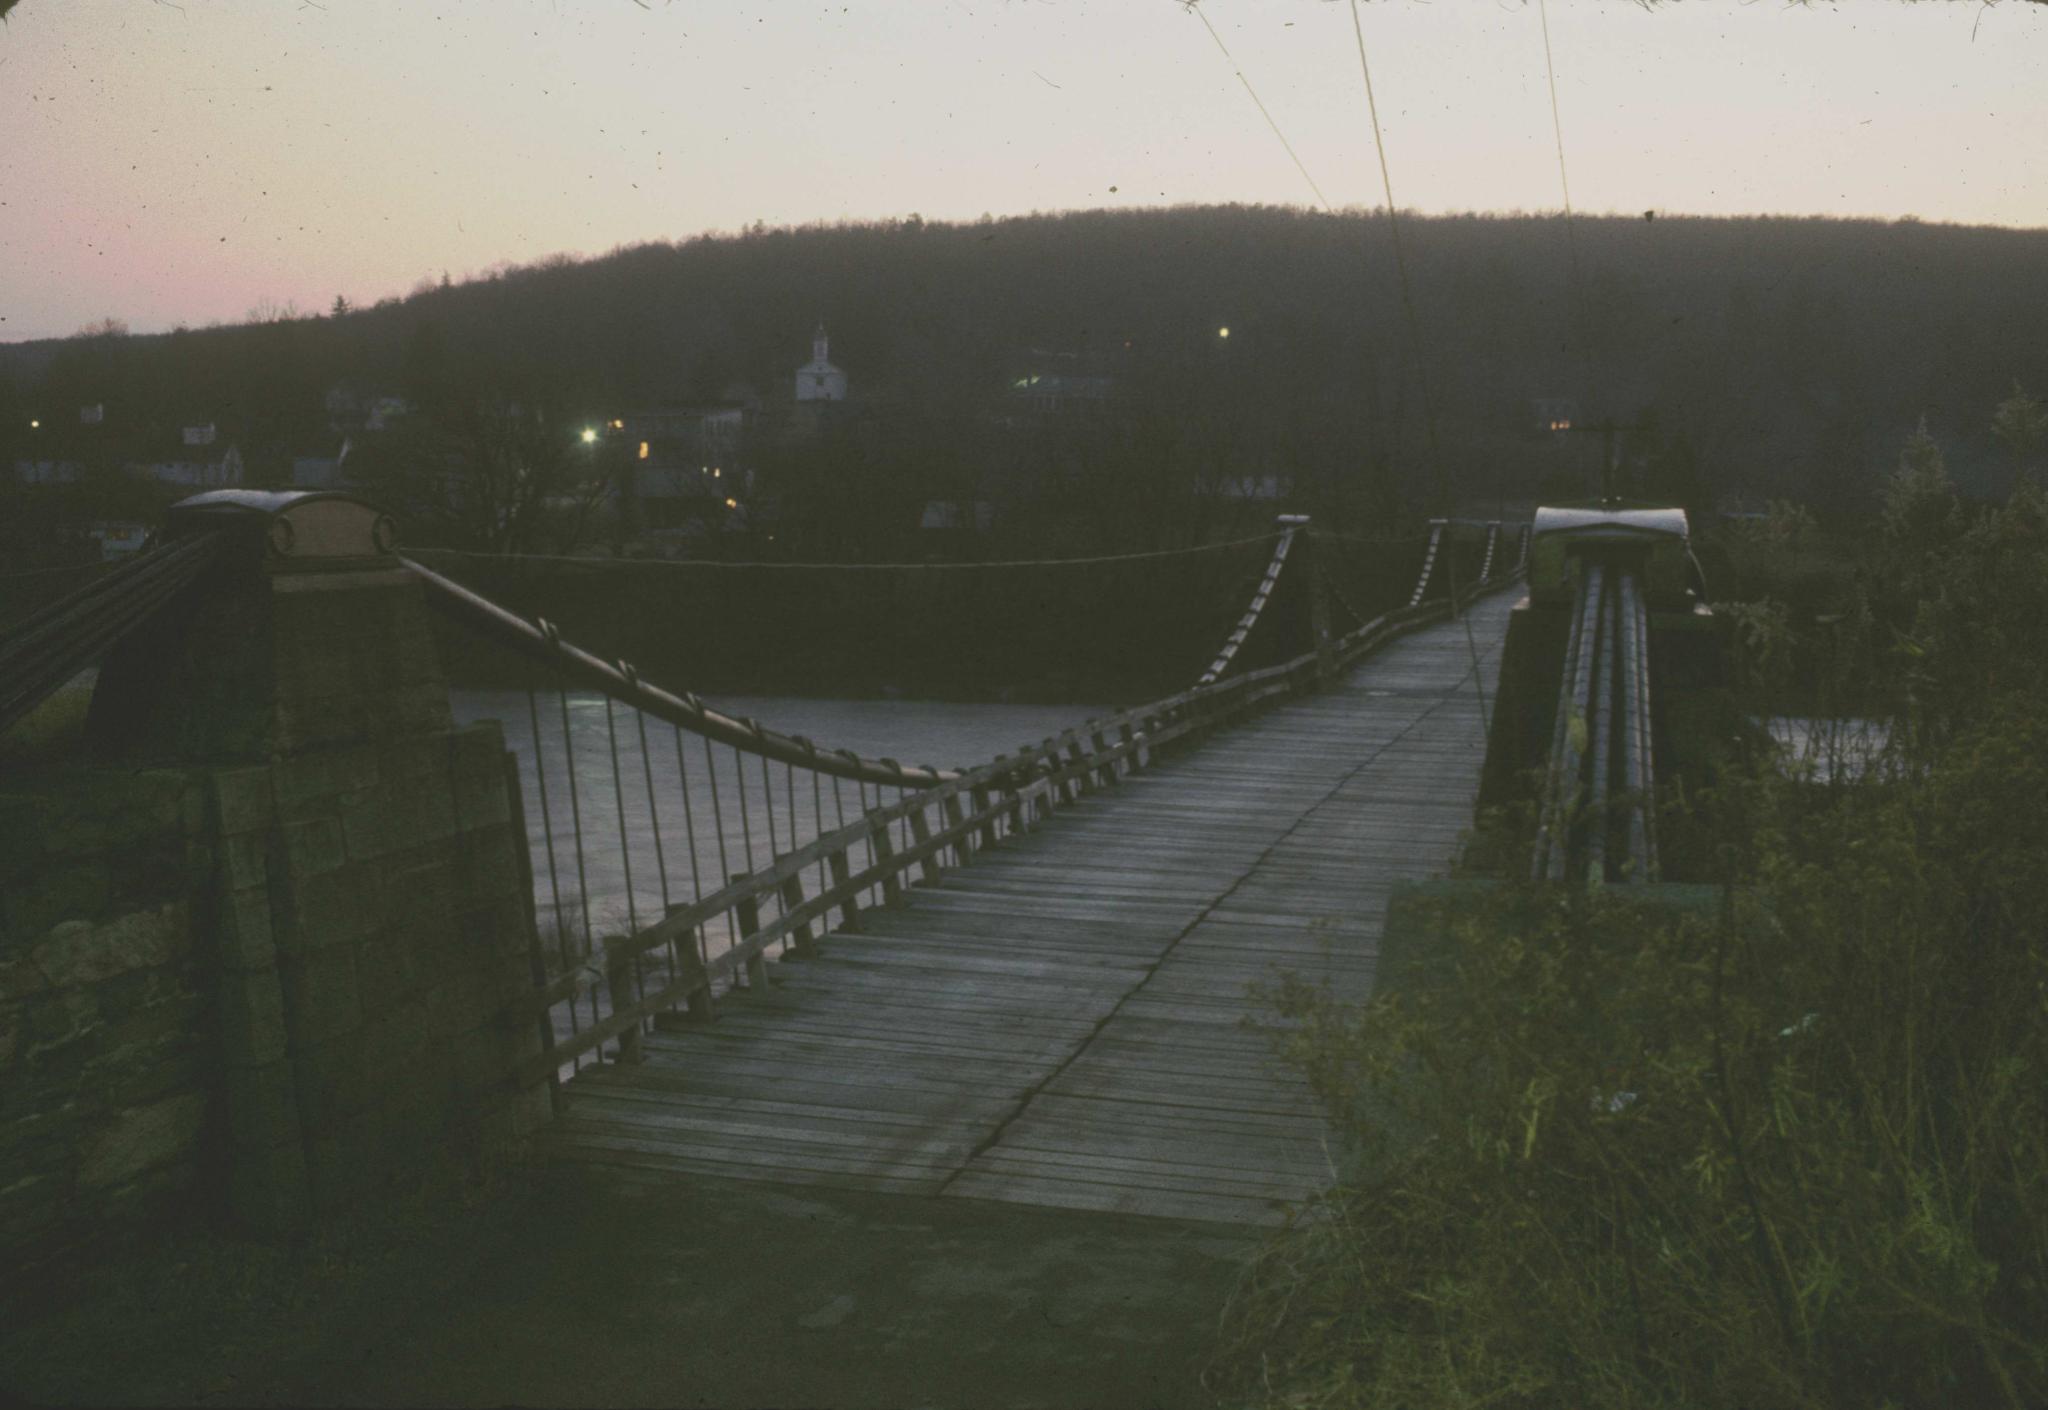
[450,690,1107,966]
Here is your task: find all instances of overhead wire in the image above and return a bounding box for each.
[1347,0,1447,515]
[1186,2,1335,213]
[1345,0,1494,723]
[1538,0,1600,415]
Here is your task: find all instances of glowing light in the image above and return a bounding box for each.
[637,441,650,460]
[610,419,624,430]
[579,427,598,444]
[1217,326,1230,339]
[28,419,39,429]
[724,497,738,509]
[711,467,721,478]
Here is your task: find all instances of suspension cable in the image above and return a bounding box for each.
[406,532,1279,575]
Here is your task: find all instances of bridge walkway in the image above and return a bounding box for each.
[543,594,1513,1225]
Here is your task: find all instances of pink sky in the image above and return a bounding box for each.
[2,0,2042,343]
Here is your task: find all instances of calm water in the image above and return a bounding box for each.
[450,690,1107,965]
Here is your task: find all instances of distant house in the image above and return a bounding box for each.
[14,459,83,486]
[1531,398,1578,434]
[86,521,151,560]
[919,499,994,533]
[323,385,411,434]
[794,324,848,403]
[1209,472,1289,502]
[140,436,243,488]
[1002,348,1124,425]
[608,405,746,531]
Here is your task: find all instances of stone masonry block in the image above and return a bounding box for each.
[373,1078,448,1160]
[292,1044,374,1130]
[282,817,347,877]
[359,995,433,1081]
[338,777,458,863]
[352,932,427,1009]
[280,864,383,953]
[455,825,524,909]
[378,856,460,925]
[76,1091,206,1190]
[269,746,378,824]
[227,1138,311,1235]
[4,861,114,940]
[216,884,279,972]
[218,967,290,1067]
[224,1059,304,1153]
[212,767,275,837]
[277,945,363,1044]
[447,1023,514,1098]
[222,831,270,892]
[30,905,189,989]
[425,974,496,1041]
[446,728,512,825]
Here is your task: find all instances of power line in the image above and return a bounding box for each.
[1187,2,1334,213]
[1538,0,1598,411]
[1347,0,1446,512]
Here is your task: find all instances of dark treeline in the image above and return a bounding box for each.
[5,205,2046,549]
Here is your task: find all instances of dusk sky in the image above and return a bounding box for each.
[2,0,2042,344]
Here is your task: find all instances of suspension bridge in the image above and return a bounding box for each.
[402,514,1521,1224]
[3,499,1589,1233]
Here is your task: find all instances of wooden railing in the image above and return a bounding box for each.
[485,524,1526,1092]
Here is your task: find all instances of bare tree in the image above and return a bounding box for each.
[352,397,611,553]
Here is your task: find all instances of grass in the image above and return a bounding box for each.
[0,671,95,767]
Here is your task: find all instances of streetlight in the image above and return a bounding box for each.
[1217,326,1230,340]
[579,427,598,444]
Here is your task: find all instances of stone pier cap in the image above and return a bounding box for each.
[166,489,399,570]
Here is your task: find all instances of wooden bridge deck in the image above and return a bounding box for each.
[542,596,1513,1225]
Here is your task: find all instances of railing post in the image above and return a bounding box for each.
[1089,727,1118,787]
[941,792,971,863]
[653,905,716,1029]
[828,847,861,931]
[779,873,817,958]
[972,784,998,851]
[871,815,904,906]
[1065,738,1095,796]
[734,883,769,991]
[1003,765,1029,836]
[603,936,644,1063]
[906,803,941,884]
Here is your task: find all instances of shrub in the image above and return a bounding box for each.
[1211,421,2048,1409]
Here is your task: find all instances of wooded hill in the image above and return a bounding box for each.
[5,205,2045,533]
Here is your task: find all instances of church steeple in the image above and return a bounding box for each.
[795,320,848,403]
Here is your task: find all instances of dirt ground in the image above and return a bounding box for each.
[2,1163,1260,1409]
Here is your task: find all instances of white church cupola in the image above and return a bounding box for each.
[795,320,848,403]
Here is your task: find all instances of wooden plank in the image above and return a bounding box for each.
[539,595,1517,1225]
